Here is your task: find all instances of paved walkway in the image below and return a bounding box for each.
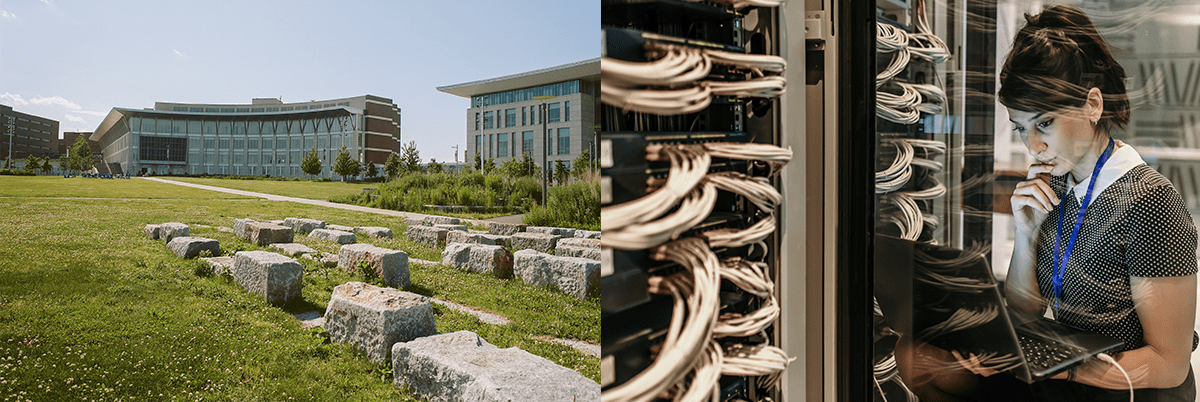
[140,177,518,225]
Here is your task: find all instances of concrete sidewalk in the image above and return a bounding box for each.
[140,177,514,226]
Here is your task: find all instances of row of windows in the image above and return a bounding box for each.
[471,80,582,107]
[474,128,572,160]
[129,116,358,135]
[4,123,53,135]
[10,116,53,127]
[169,102,351,113]
[475,102,570,131]
[10,134,52,143]
[180,135,351,152]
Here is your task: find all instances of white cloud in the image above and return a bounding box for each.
[63,114,87,123]
[1,92,29,105]
[173,49,183,57]
[75,110,108,117]
[39,0,51,4]
[1,10,16,18]
[30,96,81,110]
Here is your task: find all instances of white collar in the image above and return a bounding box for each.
[1069,141,1144,203]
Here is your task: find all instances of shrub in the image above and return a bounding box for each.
[523,182,600,230]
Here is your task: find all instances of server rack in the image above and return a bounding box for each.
[600,1,795,401]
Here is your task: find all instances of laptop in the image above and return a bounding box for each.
[874,234,1125,383]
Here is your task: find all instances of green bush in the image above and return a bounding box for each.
[523,182,600,230]
[0,169,36,176]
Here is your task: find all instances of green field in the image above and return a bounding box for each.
[164,177,370,201]
[0,176,249,199]
[0,178,599,401]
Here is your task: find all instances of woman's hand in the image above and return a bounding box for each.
[1010,164,1059,238]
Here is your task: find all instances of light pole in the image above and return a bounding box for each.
[533,95,556,208]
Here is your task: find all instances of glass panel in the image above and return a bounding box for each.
[557,128,570,155]
[218,121,231,134]
[522,131,534,155]
[547,103,561,123]
[130,117,140,132]
[484,111,494,129]
[248,121,260,135]
[303,119,315,134]
[564,101,570,122]
[173,120,184,134]
[234,122,245,134]
[505,109,516,128]
[203,121,216,134]
[498,133,509,158]
[188,120,200,134]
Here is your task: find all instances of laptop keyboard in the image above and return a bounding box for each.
[1017,334,1083,370]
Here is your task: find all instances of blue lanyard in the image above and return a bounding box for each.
[1052,138,1115,311]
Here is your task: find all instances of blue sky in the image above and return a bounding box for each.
[0,0,597,163]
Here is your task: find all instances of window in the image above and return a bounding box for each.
[483,111,494,130]
[522,131,534,155]
[219,139,230,150]
[220,108,234,113]
[139,136,186,162]
[205,108,219,113]
[488,134,493,158]
[218,122,231,134]
[249,154,259,165]
[236,108,249,113]
[190,107,203,112]
[263,138,273,150]
[174,106,188,112]
[303,119,315,134]
[291,137,302,150]
[219,153,230,165]
[188,120,201,134]
[548,103,561,123]
[558,128,570,155]
[248,122,260,135]
[234,153,245,165]
[204,138,215,150]
[234,122,245,135]
[234,138,244,149]
[203,121,216,134]
[129,117,141,132]
[248,139,259,149]
[521,107,527,126]
[505,109,516,128]
[498,133,509,158]
[476,135,483,159]
[250,108,264,113]
[304,137,314,150]
[475,113,480,131]
[565,101,570,122]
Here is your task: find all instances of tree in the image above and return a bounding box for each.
[473,151,482,171]
[400,141,422,175]
[2,157,11,169]
[554,160,569,185]
[66,136,93,174]
[24,156,40,173]
[301,147,322,179]
[333,146,360,181]
[482,158,495,174]
[427,158,445,174]
[498,152,538,179]
[365,162,379,180]
[572,148,595,181]
[385,152,401,179]
[40,157,52,174]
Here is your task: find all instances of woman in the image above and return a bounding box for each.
[991,4,1196,401]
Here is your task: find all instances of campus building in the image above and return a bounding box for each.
[60,132,101,156]
[437,58,599,172]
[90,95,401,177]
[1,104,59,160]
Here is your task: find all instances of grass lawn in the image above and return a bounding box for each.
[0,176,249,199]
[0,179,599,401]
[164,177,370,201]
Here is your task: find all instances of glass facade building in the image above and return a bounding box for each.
[437,58,599,170]
[90,95,401,177]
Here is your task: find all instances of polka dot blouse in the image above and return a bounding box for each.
[1036,163,1199,352]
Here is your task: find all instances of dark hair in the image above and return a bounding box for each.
[998,5,1130,135]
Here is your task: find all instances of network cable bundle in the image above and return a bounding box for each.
[873,1,955,401]
[602,1,792,401]
[874,0,951,246]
